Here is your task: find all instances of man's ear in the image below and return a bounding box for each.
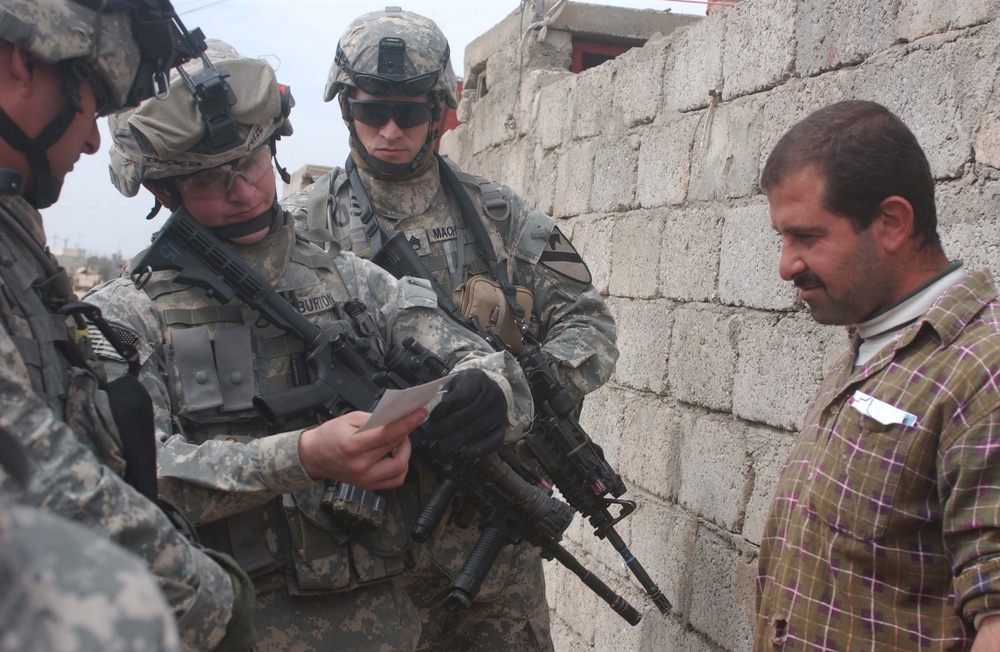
[875,195,915,253]
[142,181,175,210]
[3,44,36,98]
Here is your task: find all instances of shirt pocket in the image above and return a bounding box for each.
[804,403,917,541]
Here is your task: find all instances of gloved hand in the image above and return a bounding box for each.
[425,368,507,461]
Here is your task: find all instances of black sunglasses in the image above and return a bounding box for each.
[347,98,434,129]
[336,44,449,98]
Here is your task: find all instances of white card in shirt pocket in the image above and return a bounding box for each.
[849,390,918,427]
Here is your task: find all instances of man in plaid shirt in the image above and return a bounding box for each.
[756,100,1000,651]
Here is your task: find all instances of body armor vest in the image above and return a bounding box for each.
[137,221,425,595]
[0,197,126,477]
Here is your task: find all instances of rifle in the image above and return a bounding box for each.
[373,230,673,615]
[130,207,643,624]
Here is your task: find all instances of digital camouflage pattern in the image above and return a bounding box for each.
[0,194,245,650]
[0,0,140,108]
[86,213,532,652]
[282,155,617,649]
[0,500,183,652]
[326,6,459,108]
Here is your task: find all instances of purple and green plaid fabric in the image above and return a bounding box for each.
[756,269,1000,651]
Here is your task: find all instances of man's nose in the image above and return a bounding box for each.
[777,243,804,282]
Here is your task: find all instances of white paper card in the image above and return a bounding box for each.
[848,390,917,427]
[355,374,456,433]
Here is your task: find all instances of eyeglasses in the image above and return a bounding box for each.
[347,98,434,129]
[175,145,272,199]
[89,75,114,118]
[336,44,449,98]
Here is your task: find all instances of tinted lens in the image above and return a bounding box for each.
[399,74,439,96]
[353,74,394,97]
[348,100,433,129]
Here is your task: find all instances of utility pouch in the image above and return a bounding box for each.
[452,275,533,354]
[196,502,283,579]
[282,486,353,594]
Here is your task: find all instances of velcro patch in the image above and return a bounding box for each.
[292,292,337,317]
[403,228,431,256]
[538,228,592,284]
[427,223,458,243]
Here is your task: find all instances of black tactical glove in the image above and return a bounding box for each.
[426,368,507,461]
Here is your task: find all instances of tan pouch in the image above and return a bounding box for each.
[452,275,533,355]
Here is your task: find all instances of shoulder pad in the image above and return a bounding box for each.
[398,276,437,309]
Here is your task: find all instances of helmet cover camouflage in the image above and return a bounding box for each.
[326,6,458,109]
[108,40,293,197]
[0,0,140,110]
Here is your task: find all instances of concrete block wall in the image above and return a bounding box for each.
[440,1,1000,649]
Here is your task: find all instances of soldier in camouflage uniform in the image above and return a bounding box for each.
[0,2,255,650]
[0,430,182,652]
[85,41,533,652]
[282,8,619,650]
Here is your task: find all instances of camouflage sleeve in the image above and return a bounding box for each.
[84,279,316,525]
[0,501,183,652]
[0,322,237,650]
[334,251,533,440]
[507,194,618,401]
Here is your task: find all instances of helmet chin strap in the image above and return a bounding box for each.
[205,197,281,241]
[0,64,86,209]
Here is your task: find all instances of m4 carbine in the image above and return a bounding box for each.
[131,208,644,624]
[373,229,673,616]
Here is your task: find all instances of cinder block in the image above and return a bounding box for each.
[469,79,518,153]
[549,614,591,651]
[660,205,723,303]
[438,123,472,168]
[733,314,837,430]
[625,500,699,617]
[553,140,597,217]
[936,176,1000,276]
[578,383,628,462]
[668,308,738,412]
[536,74,577,150]
[718,201,799,311]
[609,211,663,299]
[795,0,902,77]
[721,0,796,100]
[617,392,682,500]
[975,82,1000,170]
[568,214,614,295]
[678,414,749,531]
[590,134,640,213]
[896,0,1000,42]
[609,298,674,395]
[688,96,770,202]
[637,116,699,209]
[743,426,798,546]
[689,527,757,652]
[572,61,616,141]
[661,12,725,113]
[614,39,669,128]
[834,22,1000,179]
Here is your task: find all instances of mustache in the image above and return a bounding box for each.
[792,273,822,289]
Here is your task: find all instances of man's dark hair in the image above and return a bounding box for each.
[760,100,939,247]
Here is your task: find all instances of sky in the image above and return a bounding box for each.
[43,0,704,258]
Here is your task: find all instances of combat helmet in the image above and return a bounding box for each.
[0,0,207,208]
[327,6,458,109]
[109,40,293,198]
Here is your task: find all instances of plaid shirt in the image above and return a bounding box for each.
[756,269,1000,651]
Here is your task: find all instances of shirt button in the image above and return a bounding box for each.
[195,371,208,384]
[230,372,242,385]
